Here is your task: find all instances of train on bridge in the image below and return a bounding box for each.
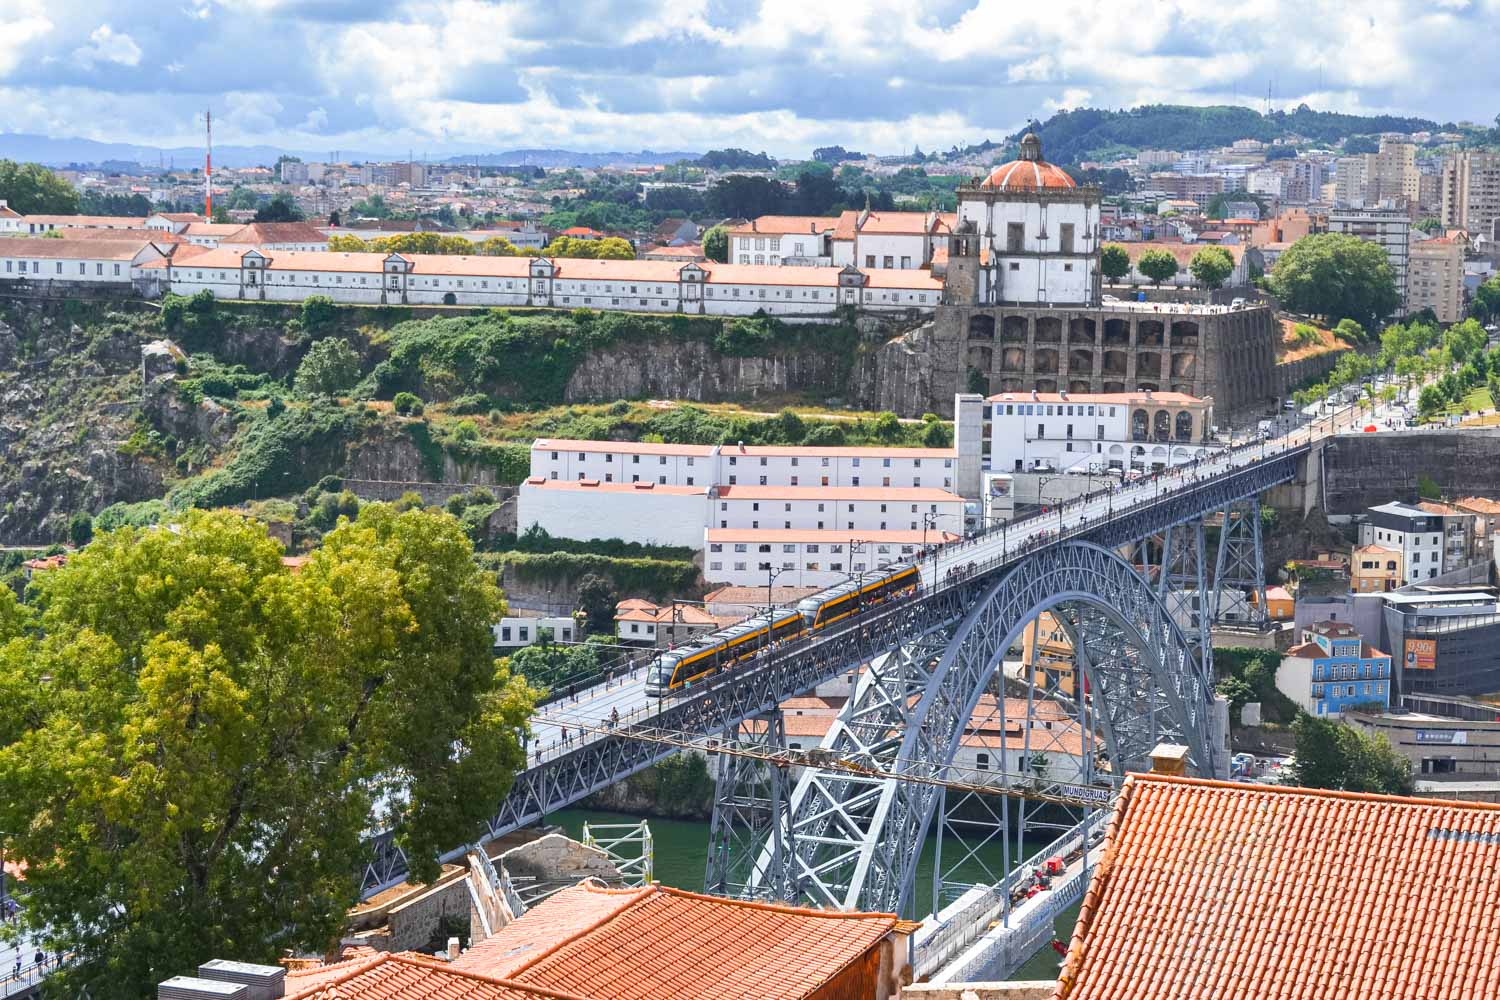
[646,564,922,696]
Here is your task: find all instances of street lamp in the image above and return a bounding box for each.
[922,510,941,580]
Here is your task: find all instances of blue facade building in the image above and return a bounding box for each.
[1279,620,1393,717]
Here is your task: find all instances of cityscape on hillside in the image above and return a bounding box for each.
[3,3,1500,999]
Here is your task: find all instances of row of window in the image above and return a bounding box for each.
[551,452,954,470]
[1000,404,1119,417]
[1312,682,1386,699]
[720,520,926,530]
[724,501,943,514]
[710,560,876,573]
[3,260,121,276]
[1314,663,1389,681]
[549,470,953,489]
[711,542,915,555]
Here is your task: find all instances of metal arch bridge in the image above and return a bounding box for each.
[359,440,1308,908]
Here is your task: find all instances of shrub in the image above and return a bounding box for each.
[300,295,337,335]
[393,391,424,416]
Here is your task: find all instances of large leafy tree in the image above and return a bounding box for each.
[1189,245,1235,289]
[0,508,533,997]
[702,224,729,263]
[1291,714,1413,795]
[1268,232,1400,331]
[1136,248,1180,287]
[294,337,361,398]
[1100,243,1131,284]
[0,159,80,214]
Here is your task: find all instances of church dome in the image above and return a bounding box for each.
[980,133,1077,191]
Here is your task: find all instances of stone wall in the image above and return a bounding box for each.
[1322,429,1500,514]
[902,982,1056,999]
[867,303,1280,418]
[1272,348,1350,401]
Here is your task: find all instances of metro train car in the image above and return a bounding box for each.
[645,562,920,697]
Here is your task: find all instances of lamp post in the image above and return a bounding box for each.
[922,510,940,583]
[763,563,790,652]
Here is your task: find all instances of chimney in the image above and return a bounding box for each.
[447,937,462,961]
[1149,742,1189,776]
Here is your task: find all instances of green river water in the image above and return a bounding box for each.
[546,806,1078,981]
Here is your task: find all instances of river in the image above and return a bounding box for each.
[547,806,1078,980]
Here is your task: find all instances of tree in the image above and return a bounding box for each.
[393,391,424,416]
[1100,243,1131,284]
[574,573,618,635]
[0,508,533,997]
[328,208,341,227]
[301,294,337,335]
[293,338,361,398]
[702,224,729,263]
[253,194,304,222]
[592,237,635,260]
[67,511,94,548]
[0,160,80,214]
[1291,714,1413,795]
[1333,318,1365,344]
[706,175,788,219]
[1418,385,1445,417]
[1137,248,1179,287]
[1268,233,1400,331]
[1189,245,1234,289]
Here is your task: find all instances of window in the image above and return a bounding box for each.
[883,255,894,268]
[1009,262,1020,271]
[865,255,875,267]
[501,626,512,642]
[734,543,748,553]
[1007,222,1024,251]
[710,561,722,571]
[734,562,747,571]
[1059,223,1075,253]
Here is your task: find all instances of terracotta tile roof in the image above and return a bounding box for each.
[722,443,954,459]
[1455,496,1500,514]
[701,584,822,605]
[182,222,245,237]
[1055,774,1500,1000]
[854,211,938,235]
[520,478,707,497]
[21,214,148,226]
[0,236,162,260]
[716,484,961,503]
[534,439,713,457]
[455,881,898,999]
[284,951,581,999]
[727,215,839,237]
[861,268,943,290]
[222,221,329,245]
[53,226,184,243]
[1284,640,1326,658]
[703,263,840,287]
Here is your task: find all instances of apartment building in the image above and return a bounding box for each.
[1440,151,1500,238]
[1358,501,1475,583]
[1407,235,1466,323]
[1328,209,1410,313]
[985,389,1216,474]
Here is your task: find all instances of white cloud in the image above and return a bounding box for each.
[0,7,53,77]
[73,24,142,68]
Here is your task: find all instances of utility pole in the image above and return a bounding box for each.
[204,109,213,219]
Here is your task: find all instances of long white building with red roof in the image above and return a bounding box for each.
[161,246,943,316]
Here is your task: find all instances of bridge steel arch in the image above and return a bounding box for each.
[759,541,1215,915]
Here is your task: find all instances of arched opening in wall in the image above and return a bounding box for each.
[1175,410,1193,441]
[1035,378,1058,393]
[1102,350,1128,375]
[1000,346,1026,372]
[442,292,457,306]
[1034,348,1059,374]
[1171,383,1194,395]
[1001,315,1029,342]
[999,377,1024,393]
[1069,318,1096,344]
[968,315,996,340]
[1136,352,1161,379]
[1103,381,1126,393]
[1153,410,1170,441]
[967,345,994,371]
[1069,348,1094,374]
[1103,318,1129,345]
[1138,320,1164,347]
[1035,317,1062,343]
[1069,379,1092,394]
[1131,409,1149,440]
[1170,320,1199,346]
[1170,352,1196,379]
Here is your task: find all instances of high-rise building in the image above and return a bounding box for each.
[1333,156,1366,206]
[1328,208,1411,315]
[1363,139,1420,205]
[1440,151,1500,238]
[1408,235,1465,324]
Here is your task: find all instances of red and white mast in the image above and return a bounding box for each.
[204,109,213,219]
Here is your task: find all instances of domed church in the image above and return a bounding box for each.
[945,133,1101,307]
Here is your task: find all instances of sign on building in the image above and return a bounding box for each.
[1415,730,1468,745]
[1404,638,1437,671]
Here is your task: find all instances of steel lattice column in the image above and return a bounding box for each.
[705,711,795,901]
[1213,497,1267,627]
[1162,518,1212,656]
[753,542,1212,915]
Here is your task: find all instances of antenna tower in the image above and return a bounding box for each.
[204,109,213,219]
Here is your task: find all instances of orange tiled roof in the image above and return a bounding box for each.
[1054,774,1500,1000]
[455,881,897,999]
[284,951,582,999]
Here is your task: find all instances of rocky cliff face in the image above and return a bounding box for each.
[0,308,169,543]
[857,318,964,416]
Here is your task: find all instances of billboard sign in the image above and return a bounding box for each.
[1404,638,1437,671]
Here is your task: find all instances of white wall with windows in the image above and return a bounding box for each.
[492,616,577,649]
[703,529,947,588]
[986,391,1214,473]
[713,486,964,536]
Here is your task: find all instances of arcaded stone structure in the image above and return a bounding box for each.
[944,302,1276,415]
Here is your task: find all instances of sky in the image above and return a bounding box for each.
[1,0,1497,158]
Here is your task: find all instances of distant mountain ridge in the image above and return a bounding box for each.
[0,133,703,171]
[1001,104,1449,164]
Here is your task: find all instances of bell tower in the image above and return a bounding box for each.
[942,219,981,305]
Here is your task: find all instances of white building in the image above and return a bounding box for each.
[952,133,1100,307]
[13,214,148,235]
[529,440,959,492]
[711,485,964,535]
[516,479,708,549]
[704,528,955,589]
[984,390,1216,474]
[492,615,578,649]
[164,249,943,316]
[0,237,169,285]
[1358,501,1476,584]
[1328,209,1411,313]
[727,216,837,266]
[0,201,25,233]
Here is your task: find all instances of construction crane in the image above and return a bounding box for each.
[563,720,1117,812]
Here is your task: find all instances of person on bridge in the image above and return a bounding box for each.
[610,707,619,728]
